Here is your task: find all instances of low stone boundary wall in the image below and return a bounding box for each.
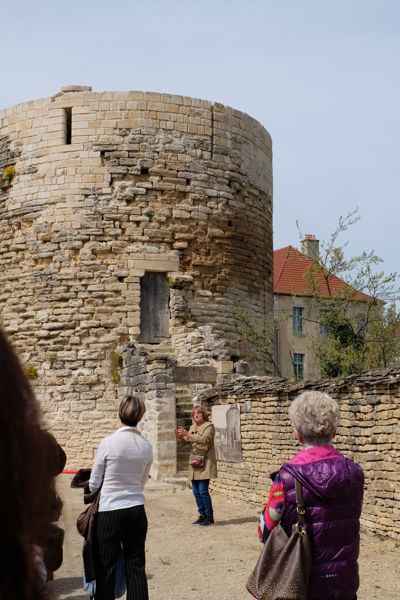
[197,368,400,539]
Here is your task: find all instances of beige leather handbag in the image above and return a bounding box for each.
[246,479,312,600]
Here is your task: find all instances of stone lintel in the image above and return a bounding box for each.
[134,257,179,272]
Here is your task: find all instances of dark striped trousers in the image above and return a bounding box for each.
[94,504,149,600]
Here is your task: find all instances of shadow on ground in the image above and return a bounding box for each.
[48,576,86,599]
[213,516,259,526]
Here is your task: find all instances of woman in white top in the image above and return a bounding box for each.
[90,395,153,600]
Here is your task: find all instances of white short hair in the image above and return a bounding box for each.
[288,391,339,445]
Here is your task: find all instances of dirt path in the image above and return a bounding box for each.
[49,475,400,600]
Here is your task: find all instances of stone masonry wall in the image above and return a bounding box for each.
[0,87,273,470]
[198,368,400,539]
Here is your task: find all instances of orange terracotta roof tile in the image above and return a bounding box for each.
[274,245,371,300]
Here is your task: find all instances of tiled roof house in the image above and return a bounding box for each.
[274,244,370,300]
[274,235,371,380]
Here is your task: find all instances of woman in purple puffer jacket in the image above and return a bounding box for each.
[258,391,364,600]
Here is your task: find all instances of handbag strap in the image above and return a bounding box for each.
[294,478,306,528]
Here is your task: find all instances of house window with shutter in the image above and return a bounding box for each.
[293,307,304,334]
[293,353,304,380]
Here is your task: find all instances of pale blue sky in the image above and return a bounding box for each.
[1,0,399,283]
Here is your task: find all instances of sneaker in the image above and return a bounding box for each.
[192,514,206,524]
[199,516,214,526]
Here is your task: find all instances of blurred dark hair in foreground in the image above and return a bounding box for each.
[0,327,55,599]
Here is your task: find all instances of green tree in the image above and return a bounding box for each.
[235,209,399,379]
[368,304,400,368]
[299,209,400,377]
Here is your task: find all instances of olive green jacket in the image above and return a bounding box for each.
[184,421,217,481]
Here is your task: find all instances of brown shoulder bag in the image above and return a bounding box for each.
[189,452,205,467]
[246,478,312,600]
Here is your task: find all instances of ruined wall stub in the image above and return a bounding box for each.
[0,87,273,472]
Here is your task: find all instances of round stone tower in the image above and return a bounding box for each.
[0,86,273,473]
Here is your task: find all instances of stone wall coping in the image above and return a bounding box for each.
[197,367,400,403]
[61,85,93,93]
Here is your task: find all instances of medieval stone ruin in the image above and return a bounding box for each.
[0,86,273,476]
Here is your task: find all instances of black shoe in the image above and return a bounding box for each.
[192,514,206,524]
[199,516,214,526]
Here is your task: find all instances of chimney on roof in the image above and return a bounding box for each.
[301,234,319,261]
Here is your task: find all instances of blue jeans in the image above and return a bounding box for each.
[191,479,213,517]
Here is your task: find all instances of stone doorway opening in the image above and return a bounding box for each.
[139,272,170,343]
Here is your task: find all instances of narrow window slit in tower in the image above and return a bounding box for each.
[64,108,72,145]
[141,167,149,176]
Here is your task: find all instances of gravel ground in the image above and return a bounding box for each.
[48,474,400,600]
